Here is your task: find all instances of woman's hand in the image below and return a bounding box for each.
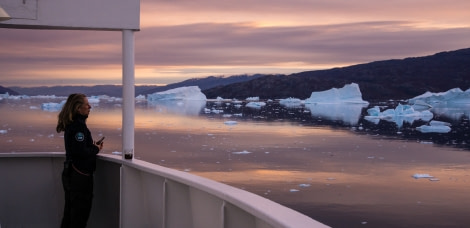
[96,141,104,151]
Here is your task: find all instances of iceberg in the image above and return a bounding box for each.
[408,88,470,121]
[246,97,259,101]
[416,120,452,133]
[246,102,266,109]
[304,83,369,104]
[146,86,206,115]
[279,97,303,108]
[88,96,100,104]
[147,86,207,101]
[365,104,433,127]
[412,174,434,179]
[408,88,470,105]
[41,100,66,112]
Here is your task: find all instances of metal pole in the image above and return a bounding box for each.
[122,29,135,159]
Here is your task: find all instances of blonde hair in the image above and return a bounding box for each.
[56,93,86,133]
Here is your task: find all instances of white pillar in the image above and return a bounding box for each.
[122,29,135,159]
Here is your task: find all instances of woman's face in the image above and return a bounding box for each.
[78,97,91,116]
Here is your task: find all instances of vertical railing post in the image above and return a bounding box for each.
[122,29,135,159]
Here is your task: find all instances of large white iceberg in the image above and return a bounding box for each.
[147,86,207,101]
[304,83,369,104]
[147,86,207,115]
[408,88,470,120]
[408,88,470,105]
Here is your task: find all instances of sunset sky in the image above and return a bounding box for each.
[1,0,470,87]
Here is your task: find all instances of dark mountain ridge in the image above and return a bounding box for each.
[203,48,470,101]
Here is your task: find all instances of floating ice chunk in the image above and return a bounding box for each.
[232,150,252,154]
[416,120,452,133]
[246,102,266,109]
[365,104,434,127]
[299,183,311,188]
[412,173,434,179]
[0,129,7,134]
[112,151,122,155]
[279,97,302,105]
[88,96,100,103]
[232,99,243,104]
[289,189,300,192]
[416,125,451,133]
[224,121,238,125]
[246,97,259,101]
[135,94,146,101]
[41,100,66,111]
[147,86,207,101]
[429,120,451,126]
[304,83,369,104]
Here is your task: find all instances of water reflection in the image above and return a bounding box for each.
[304,103,368,125]
[1,98,470,227]
[147,100,206,116]
[431,103,470,120]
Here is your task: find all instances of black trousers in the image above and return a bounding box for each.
[61,164,94,228]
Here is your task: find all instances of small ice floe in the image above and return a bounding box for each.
[246,96,260,101]
[416,120,451,133]
[232,150,252,154]
[0,129,7,134]
[429,178,440,182]
[326,177,336,181]
[289,189,300,192]
[88,96,100,103]
[41,100,66,111]
[299,183,311,188]
[224,120,238,125]
[112,151,122,155]
[412,173,434,179]
[246,102,266,109]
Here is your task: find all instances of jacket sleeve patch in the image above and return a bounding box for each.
[75,132,85,142]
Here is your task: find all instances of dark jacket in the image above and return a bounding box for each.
[64,114,99,174]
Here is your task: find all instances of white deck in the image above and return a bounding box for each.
[0,152,329,228]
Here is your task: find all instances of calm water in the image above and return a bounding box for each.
[1,97,470,228]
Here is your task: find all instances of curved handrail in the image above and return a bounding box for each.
[0,152,329,228]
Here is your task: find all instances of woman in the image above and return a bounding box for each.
[56,93,104,228]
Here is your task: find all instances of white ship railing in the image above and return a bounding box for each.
[0,152,329,228]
